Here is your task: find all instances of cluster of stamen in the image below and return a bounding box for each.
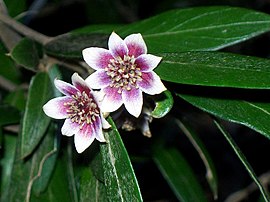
[64,91,100,129]
[105,55,142,93]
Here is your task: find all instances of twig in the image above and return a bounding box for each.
[0,75,17,91]
[0,12,53,45]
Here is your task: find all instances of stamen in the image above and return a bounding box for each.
[105,55,142,93]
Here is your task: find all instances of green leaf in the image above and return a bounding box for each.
[213,119,269,201]
[75,7,270,53]
[10,38,42,71]
[0,105,21,126]
[3,0,26,17]
[0,133,17,194]
[21,72,54,158]
[175,119,218,200]
[100,117,143,201]
[4,89,26,111]
[78,165,107,202]
[177,90,270,140]
[2,123,57,202]
[44,33,108,58]
[151,90,174,118]
[156,52,270,89]
[153,147,208,202]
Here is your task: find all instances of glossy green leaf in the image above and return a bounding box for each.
[21,72,54,158]
[76,7,270,52]
[100,117,143,201]
[44,33,108,58]
[177,90,270,140]
[0,105,21,126]
[3,0,26,17]
[0,133,17,194]
[156,52,270,89]
[213,119,270,201]
[10,38,42,71]
[78,166,107,202]
[151,90,174,118]
[153,147,208,202]
[0,53,20,84]
[176,119,218,200]
[2,124,57,202]
[30,155,77,202]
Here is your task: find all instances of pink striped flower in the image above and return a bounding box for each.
[43,73,110,153]
[82,32,166,118]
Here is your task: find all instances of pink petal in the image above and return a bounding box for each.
[92,118,106,142]
[54,79,78,96]
[100,87,123,113]
[74,124,95,153]
[71,73,90,94]
[135,54,162,72]
[108,32,128,59]
[82,47,113,70]
[124,33,147,57]
[61,119,80,136]
[43,96,71,119]
[138,72,167,95]
[85,70,111,89]
[122,88,143,117]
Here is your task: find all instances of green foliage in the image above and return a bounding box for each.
[1,3,270,202]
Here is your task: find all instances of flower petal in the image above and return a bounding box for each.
[54,79,78,96]
[43,96,71,119]
[122,88,143,118]
[74,124,95,153]
[82,47,113,70]
[100,87,123,113]
[124,33,147,57]
[135,54,162,72]
[71,73,90,94]
[61,119,80,136]
[108,32,128,59]
[92,118,106,142]
[101,115,111,129]
[138,72,167,95]
[85,70,111,89]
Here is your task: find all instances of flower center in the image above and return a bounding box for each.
[105,55,142,93]
[64,91,100,129]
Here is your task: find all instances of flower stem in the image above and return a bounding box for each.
[0,12,52,45]
[213,118,269,202]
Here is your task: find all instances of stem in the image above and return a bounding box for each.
[213,118,270,202]
[0,12,52,45]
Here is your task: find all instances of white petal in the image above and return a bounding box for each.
[108,32,128,58]
[43,96,71,119]
[82,47,113,70]
[61,119,79,136]
[71,73,88,92]
[138,72,167,95]
[124,33,147,57]
[135,54,162,72]
[100,87,123,113]
[85,70,111,89]
[74,124,95,153]
[122,88,143,118]
[101,116,111,129]
[92,118,106,142]
[54,79,78,96]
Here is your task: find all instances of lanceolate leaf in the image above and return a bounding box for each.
[2,124,57,202]
[21,72,54,158]
[0,105,20,126]
[175,119,218,200]
[74,6,270,53]
[153,147,208,202]
[100,117,143,202]
[156,52,270,89]
[177,90,270,140]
